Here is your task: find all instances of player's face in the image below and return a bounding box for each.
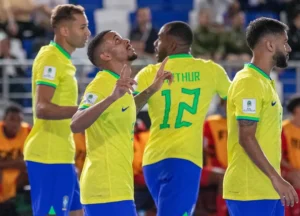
[67,13,90,48]
[154,26,169,62]
[4,112,22,137]
[104,31,138,62]
[273,31,291,68]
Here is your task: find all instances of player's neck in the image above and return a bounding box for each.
[104,61,131,75]
[251,56,273,76]
[2,127,17,139]
[169,49,190,56]
[53,37,75,55]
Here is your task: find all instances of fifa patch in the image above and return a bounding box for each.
[62,195,69,211]
[242,99,256,114]
[83,93,98,105]
[43,66,56,80]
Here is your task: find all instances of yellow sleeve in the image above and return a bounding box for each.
[78,80,105,110]
[134,65,152,95]
[35,54,63,89]
[232,77,263,122]
[214,63,231,99]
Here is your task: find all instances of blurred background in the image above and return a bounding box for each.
[0,0,300,215]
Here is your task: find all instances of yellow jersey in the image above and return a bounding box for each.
[24,41,78,164]
[135,54,231,167]
[223,63,282,200]
[79,70,136,204]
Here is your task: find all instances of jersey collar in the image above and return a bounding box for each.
[50,41,71,59]
[245,63,272,80]
[103,69,120,79]
[169,53,193,59]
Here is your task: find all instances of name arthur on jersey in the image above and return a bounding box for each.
[171,71,200,83]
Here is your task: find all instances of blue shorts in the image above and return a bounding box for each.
[143,158,201,216]
[83,200,137,216]
[26,161,82,216]
[226,200,284,216]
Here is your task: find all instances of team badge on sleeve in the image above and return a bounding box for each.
[242,99,256,114]
[83,93,98,105]
[43,66,56,80]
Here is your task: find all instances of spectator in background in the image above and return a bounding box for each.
[0,105,31,216]
[288,10,300,60]
[223,11,251,62]
[0,0,49,39]
[133,119,155,216]
[197,0,235,26]
[0,33,27,106]
[192,9,224,60]
[73,132,86,178]
[281,94,300,216]
[129,8,158,59]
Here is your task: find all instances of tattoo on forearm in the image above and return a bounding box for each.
[238,120,256,127]
[134,90,152,113]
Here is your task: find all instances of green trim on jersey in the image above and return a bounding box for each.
[236,116,259,122]
[169,53,193,59]
[36,81,57,88]
[103,69,120,79]
[79,105,90,110]
[50,41,71,59]
[245,63,271,80]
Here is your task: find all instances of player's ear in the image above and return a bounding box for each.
[59,25,69,37]
[266,39,275,53]
[169,39,177,53]
[100,52,112,62]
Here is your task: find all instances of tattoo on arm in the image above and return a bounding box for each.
[238,120,256,127]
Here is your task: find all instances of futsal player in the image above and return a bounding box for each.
[24,4,90,216]
[70,30,172,216]
[134,21,231,216]
[223,17,298,216]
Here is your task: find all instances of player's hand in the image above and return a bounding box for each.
[271,175,299,207]
[111,64,137,100]
[149,57,173,92]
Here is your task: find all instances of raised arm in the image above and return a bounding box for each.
[71,65,136,133]
[134,57,173,113]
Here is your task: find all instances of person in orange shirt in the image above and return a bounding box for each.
[133,119,155,216]
[0,105,31,216]
[282,94,300,216]
[73,132,86,178]
[201,99,228,216]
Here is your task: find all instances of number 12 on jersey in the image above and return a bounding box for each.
[160,88,201,129]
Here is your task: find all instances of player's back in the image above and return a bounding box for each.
[24,42,78,164]
[135,54,230,167]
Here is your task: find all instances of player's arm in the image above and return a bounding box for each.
[214,62,231,100]
[35,56,78,120]
[36,86,78,120]
[234,78,298,206]
[134,57,173,113]
[0,159,26,170]
[71,65,136,133]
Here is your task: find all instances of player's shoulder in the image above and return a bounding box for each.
[34,45,62,65]
[282,119,292,128]
[21,122,31,128]
[232,68,262,87]
[137,64,159,76]
[206,114,223,122]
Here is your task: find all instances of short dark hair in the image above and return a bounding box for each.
[287,94,300,113]
[165,21,193,46]
[87,30,111,67]
[4,105,22,118]
[51,4,85,28]
[246,17,288,50]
